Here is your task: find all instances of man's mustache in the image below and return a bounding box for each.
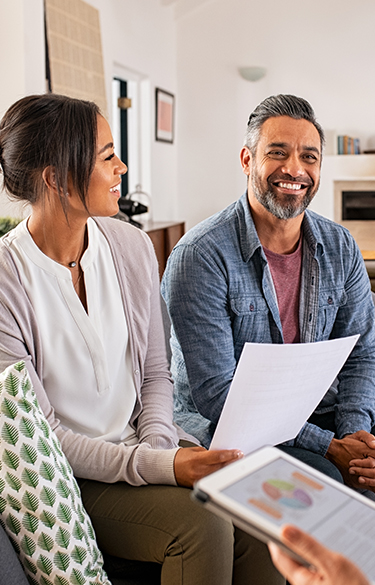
[267,172,314,187]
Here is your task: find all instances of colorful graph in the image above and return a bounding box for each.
[262,479,313,509]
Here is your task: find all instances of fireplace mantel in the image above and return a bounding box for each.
[310,154,375,251]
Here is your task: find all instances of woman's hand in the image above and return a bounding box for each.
[268,525,370,585]
[174,446,243,487]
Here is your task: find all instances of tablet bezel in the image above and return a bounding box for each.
[193,445,375,568]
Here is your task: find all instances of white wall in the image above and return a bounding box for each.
[175,0,375,228]
[0,0,45,118]
[2,0,375,229]
[0,0,178,222]
[0,0,45,218]
[86,0,178,221]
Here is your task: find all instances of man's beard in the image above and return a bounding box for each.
[251,165,319,220]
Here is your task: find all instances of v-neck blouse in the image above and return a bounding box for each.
[7,218,137,444]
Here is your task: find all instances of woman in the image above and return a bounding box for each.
[0,93,283,585]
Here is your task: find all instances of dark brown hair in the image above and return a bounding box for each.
[0,93,100,210]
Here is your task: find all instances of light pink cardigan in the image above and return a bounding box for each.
[0,217,195,486]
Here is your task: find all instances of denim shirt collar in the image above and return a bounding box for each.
[235,193,263,263]
[301,212,324,260]
[236,191,327,343]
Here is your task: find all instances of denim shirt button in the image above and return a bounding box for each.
[249,304,254,312]
[328,297,333,305]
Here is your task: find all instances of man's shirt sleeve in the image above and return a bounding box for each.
[162,241,236,425]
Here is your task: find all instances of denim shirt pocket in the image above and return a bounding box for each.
[230,295,269,350]
[316,288,347,339]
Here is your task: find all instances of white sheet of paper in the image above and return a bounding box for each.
[210,335,359,454]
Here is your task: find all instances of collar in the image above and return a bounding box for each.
[5,216,99,278]
[237,192,324,262]
[236,193,263,263]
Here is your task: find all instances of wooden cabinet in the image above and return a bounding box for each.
[143,221,185,276]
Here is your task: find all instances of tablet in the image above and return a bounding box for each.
[193,446,375,579]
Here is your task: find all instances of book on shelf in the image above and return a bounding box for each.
[337,135,361,155]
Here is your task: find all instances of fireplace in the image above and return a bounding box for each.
[342,191,375,220]
[334,180,375,251]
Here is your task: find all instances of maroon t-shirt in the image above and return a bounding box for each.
[264,237,302,344]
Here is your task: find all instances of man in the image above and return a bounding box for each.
[161,94,375,489]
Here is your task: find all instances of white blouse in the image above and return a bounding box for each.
[7,218,137,445]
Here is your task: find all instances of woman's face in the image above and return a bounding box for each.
[83,115,127,217]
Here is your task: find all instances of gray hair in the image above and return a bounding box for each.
[244,94,325,155]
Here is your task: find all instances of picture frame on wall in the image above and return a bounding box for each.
[155,88,175,143]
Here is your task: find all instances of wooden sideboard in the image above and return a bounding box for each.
[143,220,185,276]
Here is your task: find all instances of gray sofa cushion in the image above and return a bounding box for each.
[0,523,28,585]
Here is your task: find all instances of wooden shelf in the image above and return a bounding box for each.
[362,250,375,261]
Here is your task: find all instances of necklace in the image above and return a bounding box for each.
[67,229,88,268]
[67,251,82,268]
[73,267,84,290]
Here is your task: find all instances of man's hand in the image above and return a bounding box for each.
[173,446,243,487]
[268,525,370,585]
[349,454,375,489]
[326,431,375,488]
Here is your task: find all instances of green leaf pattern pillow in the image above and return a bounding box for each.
[0,362,111,585]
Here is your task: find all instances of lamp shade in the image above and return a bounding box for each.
[239,66,267,82]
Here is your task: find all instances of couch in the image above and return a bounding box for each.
[0,514,161,585]
[0,301,174,585]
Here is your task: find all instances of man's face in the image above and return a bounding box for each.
[246,116,321,220]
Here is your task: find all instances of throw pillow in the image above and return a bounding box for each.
[0,361,111,585]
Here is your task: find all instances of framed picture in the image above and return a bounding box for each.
[155,88,175,143]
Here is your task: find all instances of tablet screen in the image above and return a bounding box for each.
[222,457,375,579]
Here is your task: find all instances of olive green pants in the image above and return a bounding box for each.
[78,479,284,585]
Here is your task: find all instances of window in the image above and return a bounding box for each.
[112,69,151,205]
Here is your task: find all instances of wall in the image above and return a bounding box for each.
[175,0,375,228]
[0,0,178,222]
[0,0,45,217]
[86,0,178,221]
[2,0,375,229]
[0,0,45,117]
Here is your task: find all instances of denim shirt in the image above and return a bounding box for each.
[161,193,375,451]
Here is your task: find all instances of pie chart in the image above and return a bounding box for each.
[262,479,313,509]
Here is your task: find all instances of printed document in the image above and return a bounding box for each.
[210,336,359,453]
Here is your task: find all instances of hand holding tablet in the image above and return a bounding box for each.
[193,446,375,582]
[269,525,371,585]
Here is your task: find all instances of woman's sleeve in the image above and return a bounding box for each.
[133,236,182,449]
[0,286,179,487]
